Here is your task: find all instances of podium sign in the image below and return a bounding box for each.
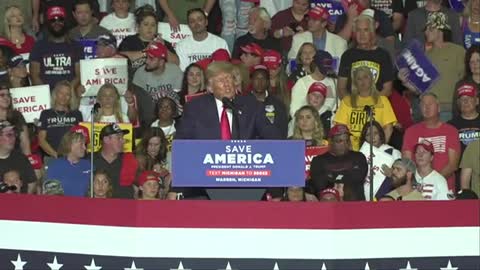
[172,140,305,187]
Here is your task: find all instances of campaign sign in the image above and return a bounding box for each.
[396,40,440,93]
[305,145,328,178]
[78,39,97,60]
[311,0,345,24]
[79,122,133,152]
[11,85,51,123]
[449,0,465,13]
[80,58,128,97]
[158,22,192,48]
[172,140,305,187]
[359,142,396,201]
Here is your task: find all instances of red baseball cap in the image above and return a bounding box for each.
[319,188,340,201]
[328,124,351,138]
[414,140,435,155]
[145,41,168,59]
[70,125,90,145]
[250,64,268,75]
[240,43,264,57]
[47,6,66,21]
[27,154,43,170]
[308,6,330,21]
[262,50,282,70]
[211,49,231,62]
[308,82,328,98]
[457,83,477,97]
[138,171,161,186]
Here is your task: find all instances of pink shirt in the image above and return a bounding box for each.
[402,122,461,191]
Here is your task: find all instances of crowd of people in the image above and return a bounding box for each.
[0,0,478,201]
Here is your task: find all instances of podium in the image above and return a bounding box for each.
[172,140,305,200]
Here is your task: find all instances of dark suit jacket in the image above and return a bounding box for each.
[176,94,282,140]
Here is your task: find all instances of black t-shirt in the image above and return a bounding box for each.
[5,110,27,151]
[447,115,480,154]
[338,47,394,93]
[93,152,134,199]
[0,150,36,193]
[232,33,283,59]
[39,109,83,152]
[308,151,368,201]
[262,95,288,139]
[118,34,175,54]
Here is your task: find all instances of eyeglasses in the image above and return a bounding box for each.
[48,18,65,24]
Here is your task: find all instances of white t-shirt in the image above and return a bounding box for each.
[175,33,230,71]
[87,113,129,124]
[415,170,450,200]
[151,120,176,137]
[290,75,338,118]
[99,13,137,46]
[80,96,130,123]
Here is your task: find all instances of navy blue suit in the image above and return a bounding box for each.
[176,94,282,140]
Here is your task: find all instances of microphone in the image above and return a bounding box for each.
[0,182,17,193]
[222,97,236,110]
[92,103,101,114]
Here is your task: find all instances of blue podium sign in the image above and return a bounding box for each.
[172,140,306,187]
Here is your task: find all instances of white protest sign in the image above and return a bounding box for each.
[11,85,51,123]
[359,142,396,201]
[80,58,128,97]
[158,22,192,48]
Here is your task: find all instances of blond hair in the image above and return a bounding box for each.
[350,66,379,108]
[94,83,124,122]
[51,80,79,111]
[3,5,24,37]
[57,131,86,157]
[353,14,376,33]
[291,105,325,145]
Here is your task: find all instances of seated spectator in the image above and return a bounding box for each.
[454,46,480,117]
[1,169,22,194]
[359,120,401,158]
[263,49,291,110]
[290,105,327,147]
[150,92,183,149]
[284,186,306,202]
[46,129,90,197]
[271,0,309,52]
[159,0,216,30]
[135,127,170,171]
[29,6,83,91]
[238,43,263,68]
[337,15,393,98]
[178,63,206,104]
[404,0,462,47]
[91,169,113,198]
[334,66,397,151]
[132,41,183,102]
[99,0,136,46]
[384,158,424,200]
[38,81,83,158]
[460,139,480,197]
[290,50,338,122]
[232,7,282,59]
[0,83,31,155]
[402,93,461,192]
[2,5,35,54]
[461,0,480,49]
[306,82,333,137]
[87,83,129,123]
[250,65,288,138]
[93,123,136,199]
[288,42,316,84]
[448,83,480,153]
[7,54,30,88]
[119,6,178,69]
[0,120,36,193]
[288,6,347,64]
[176,8,230,71]
[68,0,111,59]
[308,124,368,201]
[137,170,169,200]
[318,188,340,202]
[413,140,450,200]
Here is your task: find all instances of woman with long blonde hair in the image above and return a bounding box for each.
[3,5,35,54]
[334,66,397,151]
[89,83,129,123]
[291,105,326,147]
[461,0,480,49]
[38,80,83,158]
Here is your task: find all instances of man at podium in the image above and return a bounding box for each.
[170,61,283,200]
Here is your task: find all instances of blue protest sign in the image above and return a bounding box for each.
[449,0,465,13]
[172,140,306,187]
[311,0,345,24]
[78,39,97,59]
[395,40,440,93]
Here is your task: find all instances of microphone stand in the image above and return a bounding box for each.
[366,106,375,201]
[90,105,97,198]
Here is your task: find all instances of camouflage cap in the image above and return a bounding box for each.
[425,12,451,30]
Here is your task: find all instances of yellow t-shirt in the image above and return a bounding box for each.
[334,95,397,151]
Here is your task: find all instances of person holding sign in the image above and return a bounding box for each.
[334,66,397,151]
[99,0,136,47]
[38,81,83,158]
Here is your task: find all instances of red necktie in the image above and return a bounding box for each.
[220,106,231,140]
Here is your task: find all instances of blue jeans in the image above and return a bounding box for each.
[219,0,254,52]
